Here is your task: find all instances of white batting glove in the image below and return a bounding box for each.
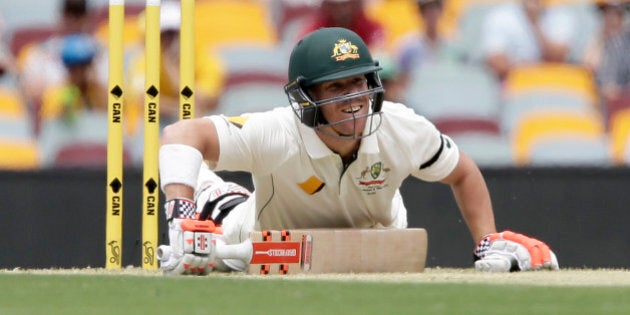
[195,176,250,225]
[157,198,218,275]
[473,230,559,272]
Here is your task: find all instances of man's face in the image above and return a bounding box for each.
[309,75,371,138]
[601,4,625,31]
[419,1,443,27]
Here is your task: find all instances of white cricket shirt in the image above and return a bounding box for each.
[209,101,459,230]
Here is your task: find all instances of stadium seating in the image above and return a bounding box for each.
[0,88,39,170]
[0,88,31,121]
[53,142,131,169]
[609,108,630,165]
[0,116,33,141]
[404,61,507,166]
[213,45,288,116]
[500,92,593,135]
[38,111,120,168]
[365,0,505,54]
[3,0,616,170]
[0,139,40,170]
[365,0,423,51]
[434,117,500,136]
[449,133,513,167]
[528,136,611,167]
[215,72,288,116]
[195,0,278,50]
[504,63,599,106]
[404,62,501,121]
[510,109,608,166]
[605,87,630,125]
[216,45,288,79]
[434,115,511,167]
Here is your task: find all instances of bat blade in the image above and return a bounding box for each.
[216,228,428,275]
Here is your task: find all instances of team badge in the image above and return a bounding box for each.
[357,162,390,194]
[370,162,382,179]
[331,39,360,61]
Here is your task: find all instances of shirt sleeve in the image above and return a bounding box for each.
[412,130,459,182]
[209,112,295,174]
[382,102,460,182]
[209,115,256,171]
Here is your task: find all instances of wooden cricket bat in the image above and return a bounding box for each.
[215,228,428,275]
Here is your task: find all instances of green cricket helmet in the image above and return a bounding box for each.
[284,27,385,138]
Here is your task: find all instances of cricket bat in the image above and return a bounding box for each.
[215,228,428,275]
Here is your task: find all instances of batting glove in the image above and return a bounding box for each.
[157,198,218,275]
[195,181,250,224]
[473,230,559,272]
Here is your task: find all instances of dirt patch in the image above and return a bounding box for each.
[3,267,629,287]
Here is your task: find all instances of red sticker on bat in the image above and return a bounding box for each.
[250,242,301,264]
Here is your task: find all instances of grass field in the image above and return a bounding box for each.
[1,268,629,315]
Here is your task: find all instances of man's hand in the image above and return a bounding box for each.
[157,198,218,275]
[474,230,559,272]
[157,218,219,275]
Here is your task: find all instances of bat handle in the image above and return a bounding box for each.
[214,239,253,262]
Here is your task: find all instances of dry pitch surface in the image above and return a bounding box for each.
[4,267,630,286]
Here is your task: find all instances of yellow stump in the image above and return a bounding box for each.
[142,0,161,270]
[179,0,195,120]
[106,0,125,269]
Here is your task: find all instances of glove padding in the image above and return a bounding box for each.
[157,218,218,275]
[474,230,559,272]
[158,198,219,275]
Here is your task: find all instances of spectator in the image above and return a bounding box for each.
[479,0,577,81]
[582,0,630,103]
[39,34,107,123]
[395,0,463,73]
[298,0,386,49]
[391,0,464,99]
[126,0,224,129]
[18,0,98,114]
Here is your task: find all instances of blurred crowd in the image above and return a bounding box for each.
[0,0,629,170]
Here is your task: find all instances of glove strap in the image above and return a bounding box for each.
[198,193,249,223]
[164,198,197,222]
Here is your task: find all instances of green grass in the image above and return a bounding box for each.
[1,274,629,315]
